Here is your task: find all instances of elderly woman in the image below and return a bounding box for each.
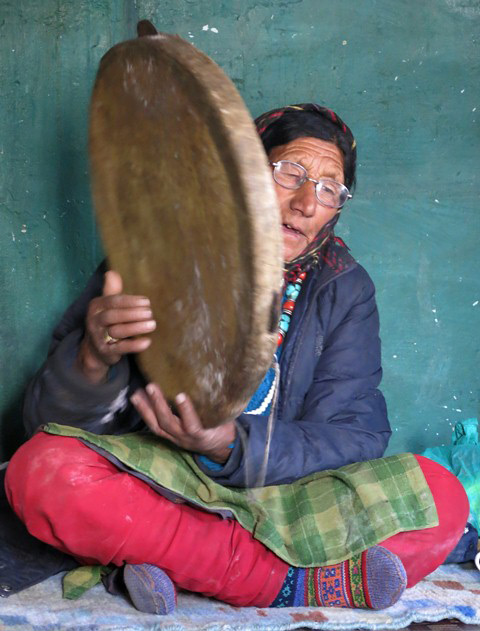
[6,104,468,613]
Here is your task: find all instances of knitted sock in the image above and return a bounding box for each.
[123,563,177,615]
[270,546,407,610]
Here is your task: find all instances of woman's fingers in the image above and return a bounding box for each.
[131,385,181,441]
[89,302,155,347]
[144,386,207,441]
[145,384,182,437]
[94,269,151,316]
[130,389,173,439]
[174,393,203,434]
[131,384,236,461]
[102,336,152,356]
[83,271,156,366]
[95,294,151,311]
[106,319,156,340]
[78,271,156,381]
[97,306,153,327]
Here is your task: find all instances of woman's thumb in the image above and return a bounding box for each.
[103,270,123,296]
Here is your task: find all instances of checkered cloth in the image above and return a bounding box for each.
[43,424,438,567]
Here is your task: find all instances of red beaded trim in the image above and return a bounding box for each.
[277,271,307,348]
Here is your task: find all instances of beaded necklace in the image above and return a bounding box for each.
[244,270,306,415]
[198,270,307,473]
[276,271,306,351]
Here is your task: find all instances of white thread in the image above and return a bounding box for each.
[254,359,280,487]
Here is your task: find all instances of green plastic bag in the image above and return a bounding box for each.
[421,418,480,531]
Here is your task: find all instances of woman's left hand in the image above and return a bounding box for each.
[130,383,236,463]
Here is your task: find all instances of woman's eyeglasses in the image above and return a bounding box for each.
[270,160,351,209]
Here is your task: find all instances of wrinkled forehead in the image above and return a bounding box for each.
[269,137,345,183]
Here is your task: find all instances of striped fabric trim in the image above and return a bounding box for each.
[246,368,278,415]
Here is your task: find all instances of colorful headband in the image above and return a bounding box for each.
[254,103,356,151]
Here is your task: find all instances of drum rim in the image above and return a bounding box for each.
[89,33,283,424]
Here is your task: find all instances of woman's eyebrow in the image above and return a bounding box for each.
[302,162,343,181]
[314,166,341,178]
[280,154,343,181]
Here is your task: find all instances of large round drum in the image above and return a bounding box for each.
[89,33,282,428]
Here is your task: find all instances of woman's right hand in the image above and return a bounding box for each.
[76,270,156,384]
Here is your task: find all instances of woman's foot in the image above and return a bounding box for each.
[270,545,407,610]
[123,563,177,615]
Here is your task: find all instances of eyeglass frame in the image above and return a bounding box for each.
[270,160,352,209]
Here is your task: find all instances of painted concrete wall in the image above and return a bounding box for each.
[1,0,478,459]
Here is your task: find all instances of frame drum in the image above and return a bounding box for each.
[89,32,282,428]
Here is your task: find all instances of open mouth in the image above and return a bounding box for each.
[282,223,304,237]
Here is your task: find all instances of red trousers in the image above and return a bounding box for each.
[5,433,469,607]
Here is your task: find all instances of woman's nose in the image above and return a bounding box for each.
[290,181,317,217]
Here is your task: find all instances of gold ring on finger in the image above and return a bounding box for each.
[104,330,119,345]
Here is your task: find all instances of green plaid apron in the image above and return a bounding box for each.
[43,423,437,568]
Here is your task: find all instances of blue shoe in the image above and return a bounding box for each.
[123,563,177,615]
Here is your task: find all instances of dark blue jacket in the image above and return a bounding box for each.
[201,249,390,486]
[2,243,390,597]
[23,243,391,488]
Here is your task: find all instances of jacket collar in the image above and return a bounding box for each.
[311,236,357,290]
[286,236,357,335]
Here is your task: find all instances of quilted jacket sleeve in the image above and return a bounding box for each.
[196,266,391,487]
[23,262,143,437]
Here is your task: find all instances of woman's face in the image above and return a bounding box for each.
[269,137,345,262]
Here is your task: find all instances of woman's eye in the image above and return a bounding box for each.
[279,172,302,184]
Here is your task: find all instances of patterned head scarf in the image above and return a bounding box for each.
[255,103,356,280]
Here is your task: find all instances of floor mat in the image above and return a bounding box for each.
[1,564,479,631]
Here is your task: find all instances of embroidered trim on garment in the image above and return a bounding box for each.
[244,271,306,416]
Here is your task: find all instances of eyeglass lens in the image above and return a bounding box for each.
[272,161,348,208]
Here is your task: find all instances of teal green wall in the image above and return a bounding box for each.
[1,0,479,459]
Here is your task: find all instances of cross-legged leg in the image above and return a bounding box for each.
[5,434,468,608]
[5,432,286,607]
[379,454,469,587]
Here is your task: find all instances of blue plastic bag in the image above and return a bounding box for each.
[421,418,480,531]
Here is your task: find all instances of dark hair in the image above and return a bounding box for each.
[259,110,356,192]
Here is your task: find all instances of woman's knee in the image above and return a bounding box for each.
[415,454,470,534]
[381,455,470,587]
[5,432,109,542]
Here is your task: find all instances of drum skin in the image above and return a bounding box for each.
[89,33,282,428]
